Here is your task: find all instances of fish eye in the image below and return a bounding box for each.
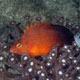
[16,43,22,48]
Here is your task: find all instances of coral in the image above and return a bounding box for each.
[0,16,80,80]
[0,40,80,80]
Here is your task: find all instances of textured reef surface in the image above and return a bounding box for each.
[0,15,80,80]
[0,0,80,28]
[0,0,80,80]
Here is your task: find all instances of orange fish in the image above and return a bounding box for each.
[10,22,73,57]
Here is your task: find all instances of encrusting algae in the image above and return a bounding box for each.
[10,22,74,57]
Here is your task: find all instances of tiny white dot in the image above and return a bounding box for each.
[19,64,23,67]
[11,58,14,61]
[4,46,7,48]
[0,68,3,72]
[76,48,79,51]
[52,53,55,56]
[61,59,66,63]
[78,76,80,79]
[73,42,77,46]
[73,60,77,63]
[32,78,36,80]
[64,45,68,49]
[41,73,45,77]
[49,57,52,59]
[47,62,51,66]
[24,56,28,60]
[76,67,80,70]
[67,49,71,53]
[28,68,32,72]
[62,63,66,66]
[58,71,63,75]
[0,57,4,61]
[65,74,69,77]
[69,56,73,59]
[40,66,43,69]
[49,70,53,74]
[30,62,34,66]
[37,70,41,74]
[46,78,50,80]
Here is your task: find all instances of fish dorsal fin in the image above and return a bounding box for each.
[29,22,51,30]
[24,22,52,32]
[24,24,30,32]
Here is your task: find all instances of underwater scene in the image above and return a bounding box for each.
[0,0,80,80]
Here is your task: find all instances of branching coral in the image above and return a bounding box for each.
[0,16,80,80]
